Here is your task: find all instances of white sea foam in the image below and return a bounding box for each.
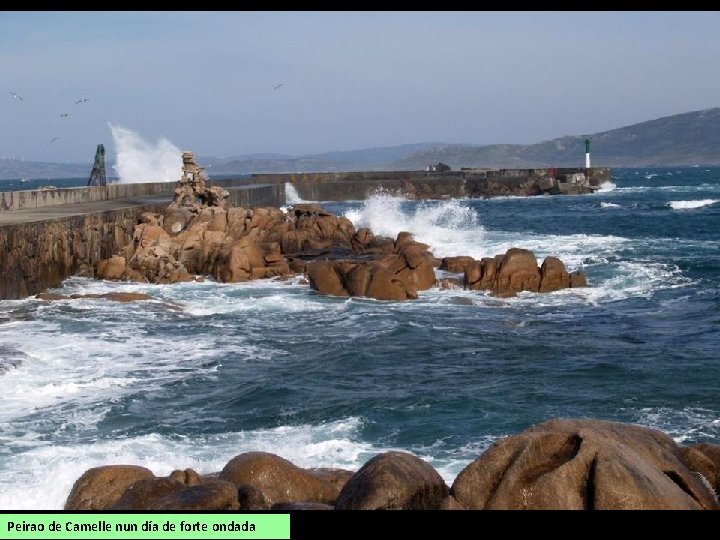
[625,407,720,444]
[340,191,692,303]
[0,417,368,509]
[600,202,621,209]
[109,124,182,183]
[344,192,482,258]
[668,199,719,210]
[285,183,309,204]
[596,181,616,192]
[0,415,479,509]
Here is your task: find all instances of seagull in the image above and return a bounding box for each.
[9,91,23,101]
[75,97,89,105]
[49,137,60,145]
[273,83,284,90]
[59,113,70,118]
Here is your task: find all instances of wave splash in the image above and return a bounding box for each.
[109,124,182,184]
[343,192,482,258]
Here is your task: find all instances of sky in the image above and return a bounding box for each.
[2,11,720,163]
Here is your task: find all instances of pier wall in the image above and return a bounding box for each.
[0,205,166,300]
[250,167,612,201]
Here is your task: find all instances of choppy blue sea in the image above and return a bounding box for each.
[0,167,718,508]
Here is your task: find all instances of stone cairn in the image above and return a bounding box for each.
[170,151,228,209]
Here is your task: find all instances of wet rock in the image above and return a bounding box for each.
[463,249,584,297]
[148,480,239,510]
[538,256,571,293]
[220,452,339,506]
[96,255,127,280]
[168,468,202,486]
[306,468,355,493]
[335,451,449,510]
[111,478,185,510]
[681,443,720,496]
[65,465,154,510]
[451,418,718,510]
[237,484,270,510]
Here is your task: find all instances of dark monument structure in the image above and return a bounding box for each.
[87,144,107,187]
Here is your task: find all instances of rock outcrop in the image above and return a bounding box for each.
[219,452,340,507]
[450,418,718,510]
[306,232,437,301]
[64,419,720,511]
[65,465,155,510]
[441,249,586,297]
[335,451,449,510]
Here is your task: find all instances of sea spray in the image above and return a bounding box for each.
[109,124,182,183]
[343,191,482,258]
[285,183,308,204]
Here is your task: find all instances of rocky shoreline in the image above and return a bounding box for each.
[64,418,720,510]
[87,152,586,300]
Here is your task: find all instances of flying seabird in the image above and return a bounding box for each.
[273,83,284,90]
[49,137,60,145]
[9,91,23,101]
[75,97,89,105]
[59,113,70,118]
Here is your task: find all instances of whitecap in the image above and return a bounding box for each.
[669,199,719,210]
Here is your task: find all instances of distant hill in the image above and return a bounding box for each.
[3,107,720,179]
[390,108,720,169]
[205,143,445,175]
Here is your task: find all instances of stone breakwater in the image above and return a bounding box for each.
[0,205,167,300]
[90,167,586,299]
[63,419,720,510]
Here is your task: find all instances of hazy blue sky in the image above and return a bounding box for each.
[2,11,720,162]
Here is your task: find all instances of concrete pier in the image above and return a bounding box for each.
[0,181,286,299]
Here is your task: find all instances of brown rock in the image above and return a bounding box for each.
[307,261,349,297]
[237,484,271,510]
[96,256,127,280]
[306,468,355,493]
[365,266,413,301]
[451,418,718,510]
[539,256,570,293]
[570,271,587,288]
[440,256,477,273]
[438,495,467,510]
[140,212,161,226]
[95,292,152,303]
[35,292,66,301]
[163,207,196,235]
[214,241,251,283]
[493,248,541,297]
[148,480,239,510]
[168,468,201,486]
[65,465,154,510]
[288,258,307,274]
[111,478,185,510]
[335,451,449,510]
[344,264,371,297]
[220,452,339,506]
[680,443,720,496]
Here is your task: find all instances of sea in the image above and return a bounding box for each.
[0,167,718,509]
